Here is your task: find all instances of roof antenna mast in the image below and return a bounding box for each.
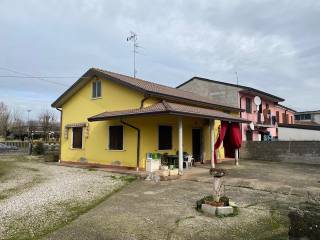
[126,31,139,79]
[235,71,239,85]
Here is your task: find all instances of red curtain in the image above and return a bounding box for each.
[214,121,228,163]
[230,122,242,149]
[214,122,242,162]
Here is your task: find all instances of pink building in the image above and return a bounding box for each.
[240,94,295,141]
[177,77,296,141]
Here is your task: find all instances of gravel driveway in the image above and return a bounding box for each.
[0,155,133,240]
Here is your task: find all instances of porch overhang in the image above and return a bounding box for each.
[88,101,250,123]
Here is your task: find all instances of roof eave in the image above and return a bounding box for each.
[148,92,243,113]
[52,68,243,112]
[88,110,249,123]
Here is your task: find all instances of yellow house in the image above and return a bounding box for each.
[51,68,247,173]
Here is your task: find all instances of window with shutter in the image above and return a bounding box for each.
[245,98,252,113]
[109,125,123,150]
[72,127,83,149]
[158,125,172,150]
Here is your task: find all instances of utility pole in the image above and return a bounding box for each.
[27,110,31,138]
[27,109,32,154]
[127,32,138,78]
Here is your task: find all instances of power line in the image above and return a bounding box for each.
[0,75,81,79]
[0,67,70,87]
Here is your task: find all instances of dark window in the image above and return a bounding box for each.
[92,80,102,98]
[246,130,253,141]
[258,103,263,113]
[72,127,83,149]
[158,125,172,150]
[109,125,123,150]
[304,114,311,120]
[245,98,252,113]
[295,115,301,120]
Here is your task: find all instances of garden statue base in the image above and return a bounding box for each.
[202,204,234,217]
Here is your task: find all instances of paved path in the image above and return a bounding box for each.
[44,160,320,240]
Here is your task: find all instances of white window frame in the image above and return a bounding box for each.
[92,79,102,99]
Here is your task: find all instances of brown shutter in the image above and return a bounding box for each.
[72,127,83,149]
[276,111,280,123]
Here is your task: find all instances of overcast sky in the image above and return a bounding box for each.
[0,0,319,119]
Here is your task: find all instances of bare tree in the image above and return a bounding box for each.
[0,102,11,139]
[12,109,25,140]
[38,110,56,141]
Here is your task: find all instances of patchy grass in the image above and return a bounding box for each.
[87,168,97,172]
[9,179,135,240]
[225,210,289,240]
[110,175,137,182]
[0,161,15,179]
[0,154,135,240]
[0,177,43,201]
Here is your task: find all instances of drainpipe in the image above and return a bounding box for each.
[140,95,150,109]
[239,95,244,131]
[239,95,246,159]
[120,120,140,171]
[56,108,62,163]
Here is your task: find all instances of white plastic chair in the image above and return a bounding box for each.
[184,155,193,169]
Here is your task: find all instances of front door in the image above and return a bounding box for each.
[192,128,202,162]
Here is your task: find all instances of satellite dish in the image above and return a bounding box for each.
[249,122,255,130]
[254,96,261,106]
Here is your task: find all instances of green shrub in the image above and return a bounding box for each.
[44,153,59,162]
[196,195,213,211]
[220,196,230,206]
[33,142,45,155]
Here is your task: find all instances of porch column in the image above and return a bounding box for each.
[235,149,239,166]
[235,123,240,166]
[210,119,215,168]
[178,117,183,174]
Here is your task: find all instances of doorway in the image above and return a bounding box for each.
[192,128,202,162]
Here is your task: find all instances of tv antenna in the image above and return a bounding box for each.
[235,71,239,85]
[126,31,139,78]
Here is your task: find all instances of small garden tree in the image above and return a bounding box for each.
[38,110,56,142]
[0,102,10,139]
[11,109,25,140]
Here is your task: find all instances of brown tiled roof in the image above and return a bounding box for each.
[52,68,242,112]
[88,101,248,123]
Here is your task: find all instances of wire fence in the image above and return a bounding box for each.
[0,141,59,154]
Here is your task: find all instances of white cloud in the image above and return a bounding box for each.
[0,0,319,118]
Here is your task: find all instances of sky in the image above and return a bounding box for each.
[0,0,319,120]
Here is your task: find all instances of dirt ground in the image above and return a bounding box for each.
[0,155,133,240]
[45,160,320,240]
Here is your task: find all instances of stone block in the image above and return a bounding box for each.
[201,204,216,217]
[216,206,234,216]
[157,170,169,177]
[160,165,169,170]
[169,169,179,176]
